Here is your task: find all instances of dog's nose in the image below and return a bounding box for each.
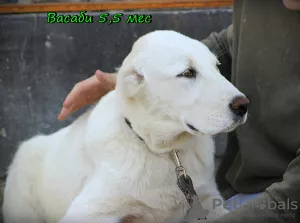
[229,96,249,117]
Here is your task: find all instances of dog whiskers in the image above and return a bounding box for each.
[211,41,222,55]
[211,42,229,60]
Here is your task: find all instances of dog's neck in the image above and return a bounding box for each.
[119,97,195,154]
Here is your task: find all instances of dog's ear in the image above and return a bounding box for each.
[123,70,145,98]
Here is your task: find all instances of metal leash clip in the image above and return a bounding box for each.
[172,150,187,179]
[170,150,209,223]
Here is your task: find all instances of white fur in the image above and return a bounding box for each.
[2,30,247,223]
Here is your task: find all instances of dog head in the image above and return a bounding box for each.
[116,30,248,151]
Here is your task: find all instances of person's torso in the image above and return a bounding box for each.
[220,0,300,197]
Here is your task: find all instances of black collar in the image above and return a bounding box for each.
[124,117,145,142]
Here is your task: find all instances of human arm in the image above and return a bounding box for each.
[211,149,300,223]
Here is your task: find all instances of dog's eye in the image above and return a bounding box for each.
[177,68,196,78]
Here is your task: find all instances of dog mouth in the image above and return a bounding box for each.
[186,123,199,132]
[183,114,247,135]
[180,116,202,135]
[184,122,203,135]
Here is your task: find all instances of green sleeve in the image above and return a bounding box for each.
[201,24,233,82]
[212,149,300,223]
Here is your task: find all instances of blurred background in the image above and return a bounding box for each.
[0,0,233,211]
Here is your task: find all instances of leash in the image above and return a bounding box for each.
[124,118,208,222]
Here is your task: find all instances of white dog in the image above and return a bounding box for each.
[2,30,249,223]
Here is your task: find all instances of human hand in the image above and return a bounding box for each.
[283,0,300,10]
[58,70,116,121]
